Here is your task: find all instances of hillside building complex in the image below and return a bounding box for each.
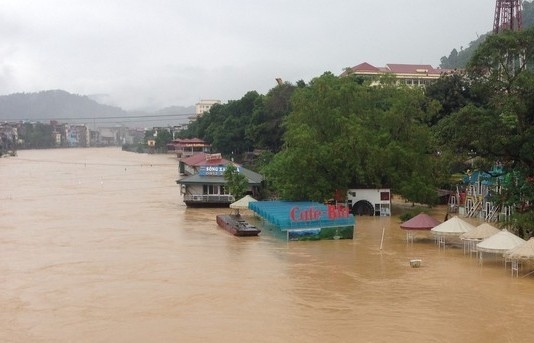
[341,62,456,87]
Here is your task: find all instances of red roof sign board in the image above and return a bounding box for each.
[181,152,230,167]
[400,213,441,231]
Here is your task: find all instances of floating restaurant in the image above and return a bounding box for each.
[249,201,355,241]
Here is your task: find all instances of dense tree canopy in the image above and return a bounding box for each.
[176,25,534,238]
[434,27,534,168]
[432,27,534,238]
[181,84,295,156]
[180,88,294,157]
[144,128,172,151]
[19,123,55,149]
[245,82,295,152]
[262,72,443,204]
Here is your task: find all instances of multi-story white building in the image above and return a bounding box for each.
[195,99,222,117]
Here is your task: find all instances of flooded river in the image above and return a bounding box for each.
[1,148,534,343]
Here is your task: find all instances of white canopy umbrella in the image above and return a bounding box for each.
[431,216,475,236]
[230,195,257,215]
[461,223,500,241]
[504,237,534,260]
[460,223,500,256]
[503,237,534,277]
[230,195,257,210]
[431,216,476,248]
[476,229,526,268]
[476,229,526,254]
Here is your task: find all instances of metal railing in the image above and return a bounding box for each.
[184,194,235,203]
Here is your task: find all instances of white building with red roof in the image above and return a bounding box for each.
[341,62,457,86]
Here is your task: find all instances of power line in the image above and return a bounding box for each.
[1,113,196,122]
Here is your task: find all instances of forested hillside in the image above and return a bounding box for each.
[179,26,534,240]
[0,90,194,126]
[440,0,534,69]
[0,90,126,121]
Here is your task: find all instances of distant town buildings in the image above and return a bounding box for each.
[195,99,221,117]
[166,138,211,158]
[0,121,147,150]
[341,62,457,87]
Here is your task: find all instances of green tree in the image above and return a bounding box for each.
[246,82,295,152]
[182,92,259,156]
[143,128,173,152]
[434,27,534,237]
[439,35,488,70]
[20,122,55,149]
[155,129,172,150]
[224,164,248,200]
[437,27,534,168]
[423,73,481,126]
[263,72,441,203]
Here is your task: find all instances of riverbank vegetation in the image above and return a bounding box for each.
[179,27,534,238]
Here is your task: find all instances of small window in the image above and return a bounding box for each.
[380,192,390,201]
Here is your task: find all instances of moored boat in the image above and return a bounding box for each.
[216,214,261,237]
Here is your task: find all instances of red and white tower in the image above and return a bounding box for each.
[493,0,523,33]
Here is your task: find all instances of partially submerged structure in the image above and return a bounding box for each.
[167,138,211,158]
[346,189,391,216]
[176,153,263,207]
[400,212,441,243]
[448,165,512,222]
[249,201,355,241]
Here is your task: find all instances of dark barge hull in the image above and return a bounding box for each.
[216,214,261,237]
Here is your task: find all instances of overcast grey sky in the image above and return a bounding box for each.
[1,0,496,111]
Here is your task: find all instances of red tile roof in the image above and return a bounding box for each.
[351,62,380,72]
[181,152,230,167]
[386,64,436,74]
[342,62,459,78]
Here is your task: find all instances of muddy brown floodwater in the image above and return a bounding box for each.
[1,148,534,343]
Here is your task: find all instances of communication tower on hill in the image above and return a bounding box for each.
[493,0,523,33]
